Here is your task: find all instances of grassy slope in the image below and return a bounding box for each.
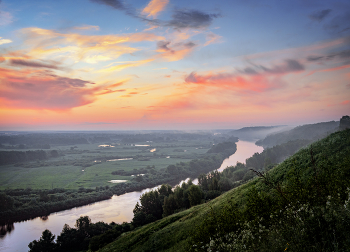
[98,129,350,252]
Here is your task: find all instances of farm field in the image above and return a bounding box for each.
[0,139,213,190]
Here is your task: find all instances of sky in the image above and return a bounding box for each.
[0,0,349,131]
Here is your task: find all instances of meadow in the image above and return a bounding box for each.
[0,139,212,190]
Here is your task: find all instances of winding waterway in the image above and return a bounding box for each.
[0,140,263,252]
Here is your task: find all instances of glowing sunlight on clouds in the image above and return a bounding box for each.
[142,0,169,18]
[0,0,349,130]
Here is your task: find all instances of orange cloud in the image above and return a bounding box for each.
[72,25,100,30]
[142,0,169,18]
[321,64,350,72]
[98,59,154,72]
[184,72,284,93]
[204,32,222,46]
[0,67,127,110]
[17,27,165,64]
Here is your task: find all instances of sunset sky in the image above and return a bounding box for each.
[0,0,349,130]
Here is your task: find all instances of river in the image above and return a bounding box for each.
[0,140,263,252]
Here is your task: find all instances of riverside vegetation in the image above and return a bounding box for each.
[25,123,349,251]
[0,131,238,224]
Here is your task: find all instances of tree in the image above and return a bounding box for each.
[163,194,177,217]
[56,224,79,251]
[198,174,209,190]
[75,215,91,234]
[158,184,172,197]
[0,193,14,211]
[188,185,202,207]
[167,164,178,174]
[133,190,163,221]
[132,211,147,227]
[28,229,57,252]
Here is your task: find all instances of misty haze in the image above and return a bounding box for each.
[0,0,350,251]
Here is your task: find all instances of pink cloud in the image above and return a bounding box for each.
[184,71,285,93]
[0,68,126,110]
[142,0,169,18]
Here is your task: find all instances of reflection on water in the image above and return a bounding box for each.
[0,140,262,252]
[180,140,263,185]
[0,223,14,237]
[40,216,48,221]
[0,187,158,252]
[217,140,263,172]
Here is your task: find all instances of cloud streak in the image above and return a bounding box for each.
[309,9,332,21]
[90,0,125,10]
[156,40,197,61]
[89,0,219,30]
[0,37,12,45]
[184,71,284,93]
[9,59,61,70]
[166,9,220,29]
[142,0,169,18]
[16,27,164,66]
[98,59,154,72]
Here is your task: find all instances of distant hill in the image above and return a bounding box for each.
[229,126,286,141]
[96,129,350,252]
[256,121,339,148]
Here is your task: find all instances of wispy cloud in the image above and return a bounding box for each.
[324,11,350,34]
[98,59,154,72]
[0,10,13,26]
[72,25,100,30]
[142,0,169,18]
[0,37,12,45]
[89,0,125,10]
[9,59,62,70]
[309,9,332,22]
[90,0,219,30]
[258,59,305,74]
[185,71,285,93]
[204,32,222,46]
[166,9,220,29]
[16,27,164,66]
[156,40,197,61]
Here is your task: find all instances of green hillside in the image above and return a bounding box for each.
[256,120,339,148]
[98,129,350,252]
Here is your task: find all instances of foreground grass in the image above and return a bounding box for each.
[97,172,260,252]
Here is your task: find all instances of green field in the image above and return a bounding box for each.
[0,140,212,190]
